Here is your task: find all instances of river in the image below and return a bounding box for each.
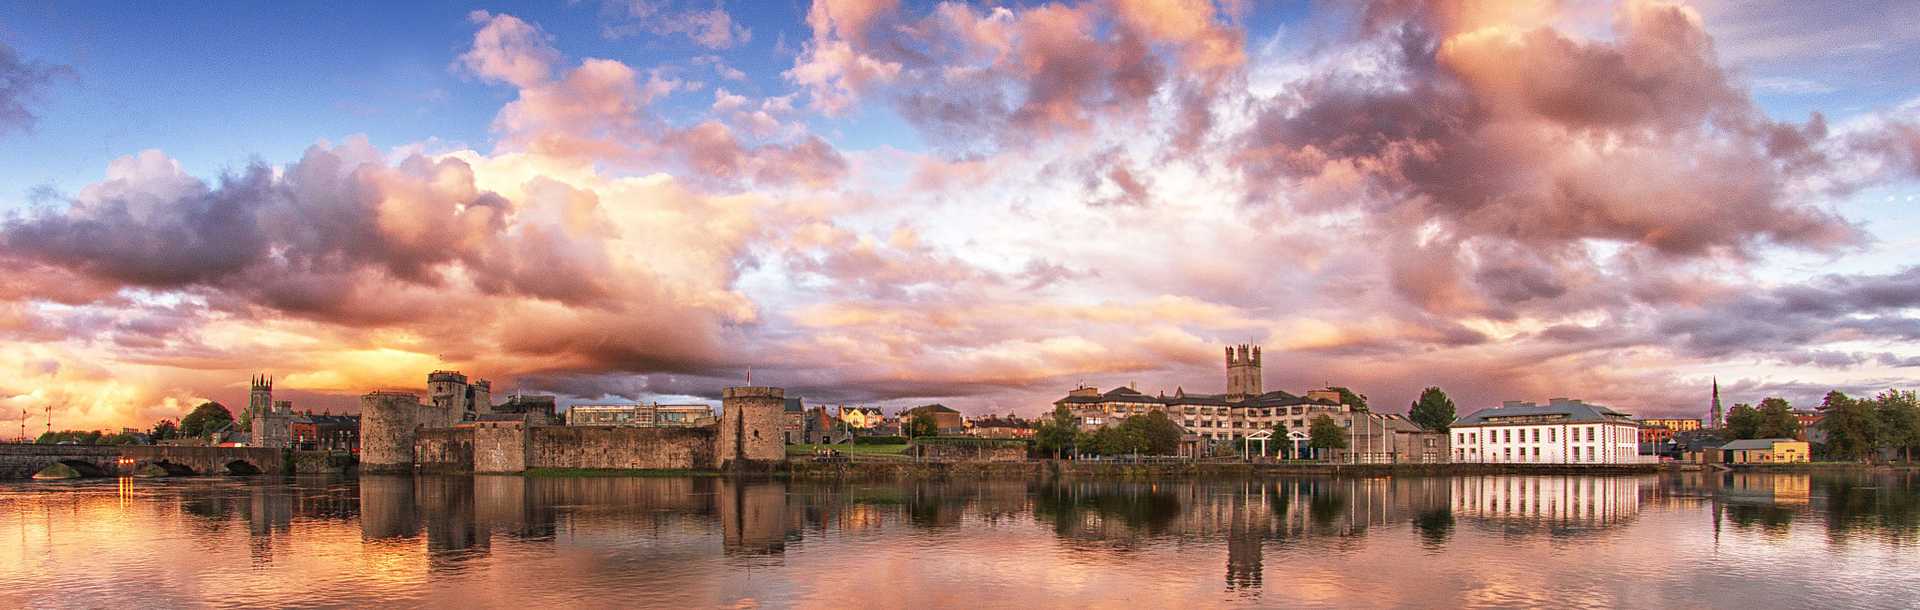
[3,472,1918,608]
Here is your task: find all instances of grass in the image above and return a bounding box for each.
[786,443,909,456]
[521,468,723,478]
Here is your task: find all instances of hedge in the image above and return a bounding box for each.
[855,435,909,445]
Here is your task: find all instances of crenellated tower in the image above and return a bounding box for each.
[1226,344,1263,400]
[248,374,293,449]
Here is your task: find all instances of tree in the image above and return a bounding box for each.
[1725,403,1761,440]
[1754,397,1801,439]
[1408,386,1457,432]
[1872,389,1920,463]
[36,430,104,444]
[1308,415,1348,456]
[1820,392,1879,462]
[1329,387,1369,412]
[905,413,937,438]
[1117,410,1182,455]
[1035,406,1078,459]
[180,402,234,439]
[150,419,180,441]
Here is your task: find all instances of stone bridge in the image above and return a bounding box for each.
[0,444,286,480]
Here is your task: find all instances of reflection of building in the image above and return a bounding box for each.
[1721,438,1810,463]
[1451,399,1645,464]
[1450,476,1641,526]
[721,480,789,555]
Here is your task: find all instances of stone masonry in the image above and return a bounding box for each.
[717,386,786,470]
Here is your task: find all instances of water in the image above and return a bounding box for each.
[3,472,1919,608]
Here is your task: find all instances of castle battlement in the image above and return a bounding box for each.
[723,386,785,399]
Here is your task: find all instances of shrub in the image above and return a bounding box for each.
[855,435,908,445]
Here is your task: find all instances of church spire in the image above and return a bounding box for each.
[1709,377,1723,429]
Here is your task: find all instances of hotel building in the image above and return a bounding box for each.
[1451,398,1647,464]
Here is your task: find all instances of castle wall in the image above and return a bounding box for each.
[415,428,474,472]
[717,386,787,469]
[361,392,423,472]
[528,426,715,470]
[471,423,531,473]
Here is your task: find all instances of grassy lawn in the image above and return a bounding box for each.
[786,443,909,456]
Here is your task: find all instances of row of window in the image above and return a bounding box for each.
[1458,445,1609,462]
[1458,426,1611,445]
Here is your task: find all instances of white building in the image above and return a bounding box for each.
[1451,398,1646,464]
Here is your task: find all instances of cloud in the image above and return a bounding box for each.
[600,1,752,49]
[0,41,73,137]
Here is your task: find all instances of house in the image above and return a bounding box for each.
[968,416,1035,439]
[1678,433,1726,464]
[1450,398,1647,464]
[904,404,966,435]
[838,406,884,430]
[290,412,360,451]
[1721,438,1810,464]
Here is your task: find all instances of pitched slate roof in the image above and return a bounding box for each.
[1454,399,1634,426]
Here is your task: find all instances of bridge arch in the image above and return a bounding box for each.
[222,459,264,476]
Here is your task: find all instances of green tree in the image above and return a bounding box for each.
[1329,387,1369,412]
[1308,415,1348,456]
[180,402,234,439]
[1035,406,1078,458]
[1754,397,1801,439]
[1408,386,1457,432]
[905,413,937,438]
[1117,410,1183,455]
[36,430,104,444]
[149,419,180,441]
[1725,403,1761,440]
[1872,389,1920,463]
[1820,391,1879,462]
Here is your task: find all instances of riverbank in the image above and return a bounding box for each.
[1725,462,1920,472]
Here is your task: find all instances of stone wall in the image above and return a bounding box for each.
[415,428,474,472]
[471,422,530,473]
[361,391,422,472]
[911,439,1030,462]
[528,426,714,471]
[717,386,786,469]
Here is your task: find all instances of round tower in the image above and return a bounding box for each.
[360,391,422,473]
[717,386,786,470]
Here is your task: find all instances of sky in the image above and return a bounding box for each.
[2,0,1920,433]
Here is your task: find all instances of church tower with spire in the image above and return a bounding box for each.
[1708,377,1723,429]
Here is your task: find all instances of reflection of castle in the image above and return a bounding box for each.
[1449,476,1641,526]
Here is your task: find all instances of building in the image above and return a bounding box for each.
[245,375,293,449]
[567,404,654,426]
[290,413,360,452]
[566,403,712,427]
[1450,398,1646,464]
[904,404,965,435]
[1339,412,1449,463]
[1639,418,1701,433]
[1639,424,1676,445]
[968,416,1034,439]
[495,394,560,425]
[1721,438,1810,463]
[783,397,807,444]
[836,406,883,430]
[1050,344,1358,445]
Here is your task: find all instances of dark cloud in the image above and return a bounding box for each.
[1655,266,1920,358]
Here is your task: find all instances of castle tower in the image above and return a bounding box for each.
[1708,377,1723,429]
[1226,344,1262,400]
[470,379,493,417]
[717,386,787,470]
[246,374,273,425]
[427,370,471,425]
[360,391,424,473]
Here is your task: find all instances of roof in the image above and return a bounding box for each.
[1721,438,1801,450]
[1454,398,1634,426]
[784,397,804,412]
[908,403,959,414]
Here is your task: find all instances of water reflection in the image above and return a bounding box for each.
[5,472,1920,607]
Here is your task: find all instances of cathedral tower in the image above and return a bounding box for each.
[1226,344,1262,400]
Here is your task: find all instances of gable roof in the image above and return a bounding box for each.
[1454,399,1633,426]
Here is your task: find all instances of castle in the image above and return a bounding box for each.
[360,371,786,473]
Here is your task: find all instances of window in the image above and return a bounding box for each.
[1549,428,1556,442]
[1503,429,1512,443]
[1503,448,1511,460]
[1532,429,1540,442]
[1532,447,1539,457]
